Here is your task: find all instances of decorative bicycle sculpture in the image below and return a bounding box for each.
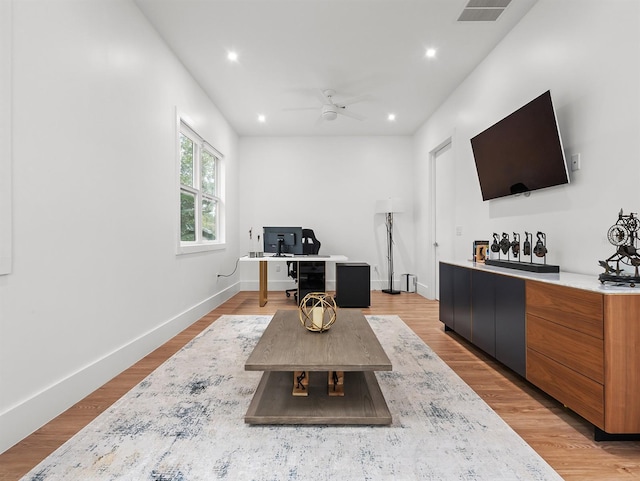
[598,209,640,287]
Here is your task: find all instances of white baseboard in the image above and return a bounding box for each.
[416,281,433,299]
[0,283,240,454]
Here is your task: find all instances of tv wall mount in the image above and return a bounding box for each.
[599,209,640,287]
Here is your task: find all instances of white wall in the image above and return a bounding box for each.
[414,0,640,298]
[0,0,240,453]
[0,0,12,276]
[238,136,415,291]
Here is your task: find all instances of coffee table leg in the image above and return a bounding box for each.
[328,371,345,396]
[293,371,309,396]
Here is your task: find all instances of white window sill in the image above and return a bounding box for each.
[177,242,226,255]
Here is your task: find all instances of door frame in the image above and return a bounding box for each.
[429,136,454,300]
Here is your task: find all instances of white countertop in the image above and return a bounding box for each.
[442,259,640,295]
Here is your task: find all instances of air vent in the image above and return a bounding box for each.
[457,0,512,21]
[466,0,511,7]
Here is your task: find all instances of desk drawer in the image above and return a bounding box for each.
[527,314,604,384]
[527,348,604,428]
[526,281,603,339]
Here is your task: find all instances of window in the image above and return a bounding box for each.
[178,120,224,252]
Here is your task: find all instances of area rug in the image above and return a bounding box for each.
[21,314,563,480]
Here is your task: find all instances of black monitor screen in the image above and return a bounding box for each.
[263,226,303,256]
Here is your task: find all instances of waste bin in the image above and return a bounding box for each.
[401,274,417,293]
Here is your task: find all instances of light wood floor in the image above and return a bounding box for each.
[1,291,639,480]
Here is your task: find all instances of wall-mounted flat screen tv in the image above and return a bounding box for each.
[470,90,569,201]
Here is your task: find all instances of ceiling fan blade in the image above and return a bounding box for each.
[337,108,365,121]
[282,106,317,111]
[336,94,372,106]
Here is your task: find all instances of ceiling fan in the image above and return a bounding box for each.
[284,89,369,122]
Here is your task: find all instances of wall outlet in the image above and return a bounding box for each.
[571,153,581,171]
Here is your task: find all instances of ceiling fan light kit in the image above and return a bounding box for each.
[285,88,368,123]
[322,104,338,121]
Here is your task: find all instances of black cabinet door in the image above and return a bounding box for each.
[439,263,455,330]
[494,275,526,377]
[452,266,472,341]
[471,270,496,357]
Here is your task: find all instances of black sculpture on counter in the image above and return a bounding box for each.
[599,209,640,287]
[499,232,510,254]
[523,231,532,256]
[491,233,500,253]
[533,232,548,258]
[511,232,521,260]
[486,230,558,273]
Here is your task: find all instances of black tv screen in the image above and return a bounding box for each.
[470,90,569,201]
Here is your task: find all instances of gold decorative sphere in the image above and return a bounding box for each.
[298,293,337,332]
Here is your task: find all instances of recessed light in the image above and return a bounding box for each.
[257,114,266,123]
[388,113,396,121]
[425,48,437,59]
[227,51,238,62]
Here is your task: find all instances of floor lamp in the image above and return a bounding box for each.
[376,198,405,295]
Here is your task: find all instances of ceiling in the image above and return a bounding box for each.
[134,0,538,137]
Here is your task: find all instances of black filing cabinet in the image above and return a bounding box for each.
[336,263,370,307]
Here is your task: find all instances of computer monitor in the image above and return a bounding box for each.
[263,226,303,256]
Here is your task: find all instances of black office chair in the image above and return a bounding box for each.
[286,229,321,302]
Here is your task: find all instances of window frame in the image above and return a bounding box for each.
[177,117,225,255]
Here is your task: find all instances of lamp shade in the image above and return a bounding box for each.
[375,197,405,214]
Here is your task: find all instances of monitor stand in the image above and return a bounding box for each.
[272,239,288,257]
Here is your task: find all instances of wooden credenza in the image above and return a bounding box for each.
[439,261,640,437]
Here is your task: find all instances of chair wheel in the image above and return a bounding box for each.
[286,292,290,297]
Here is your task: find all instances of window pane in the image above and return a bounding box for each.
[180,133,194,187]
[201,150,216,196]
[202,197,217,241]
[180,190,196,241]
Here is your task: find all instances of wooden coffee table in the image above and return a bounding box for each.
[244,309,392,425]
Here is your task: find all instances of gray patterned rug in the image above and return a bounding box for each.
[21,314,562,480]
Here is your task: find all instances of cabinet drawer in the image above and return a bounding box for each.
[527,314,603,384]
[527,348,604,428]
[526,281,603,339]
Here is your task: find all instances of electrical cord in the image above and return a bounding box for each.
[217,257,240,278]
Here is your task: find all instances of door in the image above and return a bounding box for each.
[472,270,496,356]
[432,139,455,299]
[452,265,472,341]
[438,263,454,330]
[495,275,526,377]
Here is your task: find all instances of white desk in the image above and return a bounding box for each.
[239,254,348,306]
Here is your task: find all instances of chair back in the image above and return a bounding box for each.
[301,229,321,255]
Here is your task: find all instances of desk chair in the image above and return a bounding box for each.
[285,229,321,302]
